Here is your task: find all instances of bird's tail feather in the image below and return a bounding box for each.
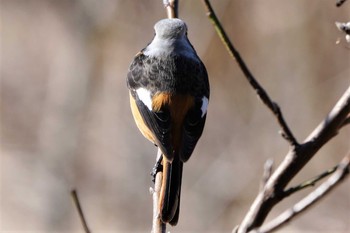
[159,155,183,226]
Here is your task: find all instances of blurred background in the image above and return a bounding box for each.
[1,0,349,232]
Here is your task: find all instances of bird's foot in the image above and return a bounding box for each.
[151,156,163,183]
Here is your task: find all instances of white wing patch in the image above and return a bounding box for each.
[136,88,152,110]
[201,96,209,117]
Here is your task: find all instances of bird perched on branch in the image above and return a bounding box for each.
[126,18,209,225]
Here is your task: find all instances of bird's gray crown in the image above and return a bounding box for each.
[144,18,195,58]
[154,18,187,39]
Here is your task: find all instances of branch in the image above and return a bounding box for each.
[71,189,91,233]
[251,154,350,233]
[238,86,350,232]
[200,1,350,232]
[150,169,166,233]
[163,0,179,19]
[201,0,298,147]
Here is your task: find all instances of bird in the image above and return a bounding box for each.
[126,18,209,225]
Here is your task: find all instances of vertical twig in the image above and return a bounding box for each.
[163,0,179,19]
[151,148,166,233]
[150,1,180,232]
[71,189,91,233]
[151,170,166,233]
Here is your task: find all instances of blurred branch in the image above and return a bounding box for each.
[71,189,91,233]
[163,0,179,18]
[251,154,350,233]
[201,0,299,147]
[336,0,348,7]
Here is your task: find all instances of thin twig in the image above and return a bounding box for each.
[251,154,350,233]
[201,0,299,147]
[336,0,348,7]
[283,165,338,197]
[163,0,179,19]
[71,189,91,233]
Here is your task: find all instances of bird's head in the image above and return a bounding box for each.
[154,18,187,40]
[143,18,194,57]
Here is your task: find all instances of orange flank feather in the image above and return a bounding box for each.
[129,93,156,143]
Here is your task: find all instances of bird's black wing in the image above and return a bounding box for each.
[179,98,207,162]
[179,60,210,162]
[127,52,174,158]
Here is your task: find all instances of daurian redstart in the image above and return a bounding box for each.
[126,18,209,225]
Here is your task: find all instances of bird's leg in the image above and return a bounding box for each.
[151,148,163,183]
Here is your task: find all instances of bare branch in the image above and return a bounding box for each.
[163,0,179,19]
[238,86,350,232]
[251,154,350,233]
[71,189,91,233]
[200,1,350,231]
[201,0,299,147]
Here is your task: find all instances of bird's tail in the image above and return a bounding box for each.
[159,155,183,226]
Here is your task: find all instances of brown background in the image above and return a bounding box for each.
[1,0,350,232]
